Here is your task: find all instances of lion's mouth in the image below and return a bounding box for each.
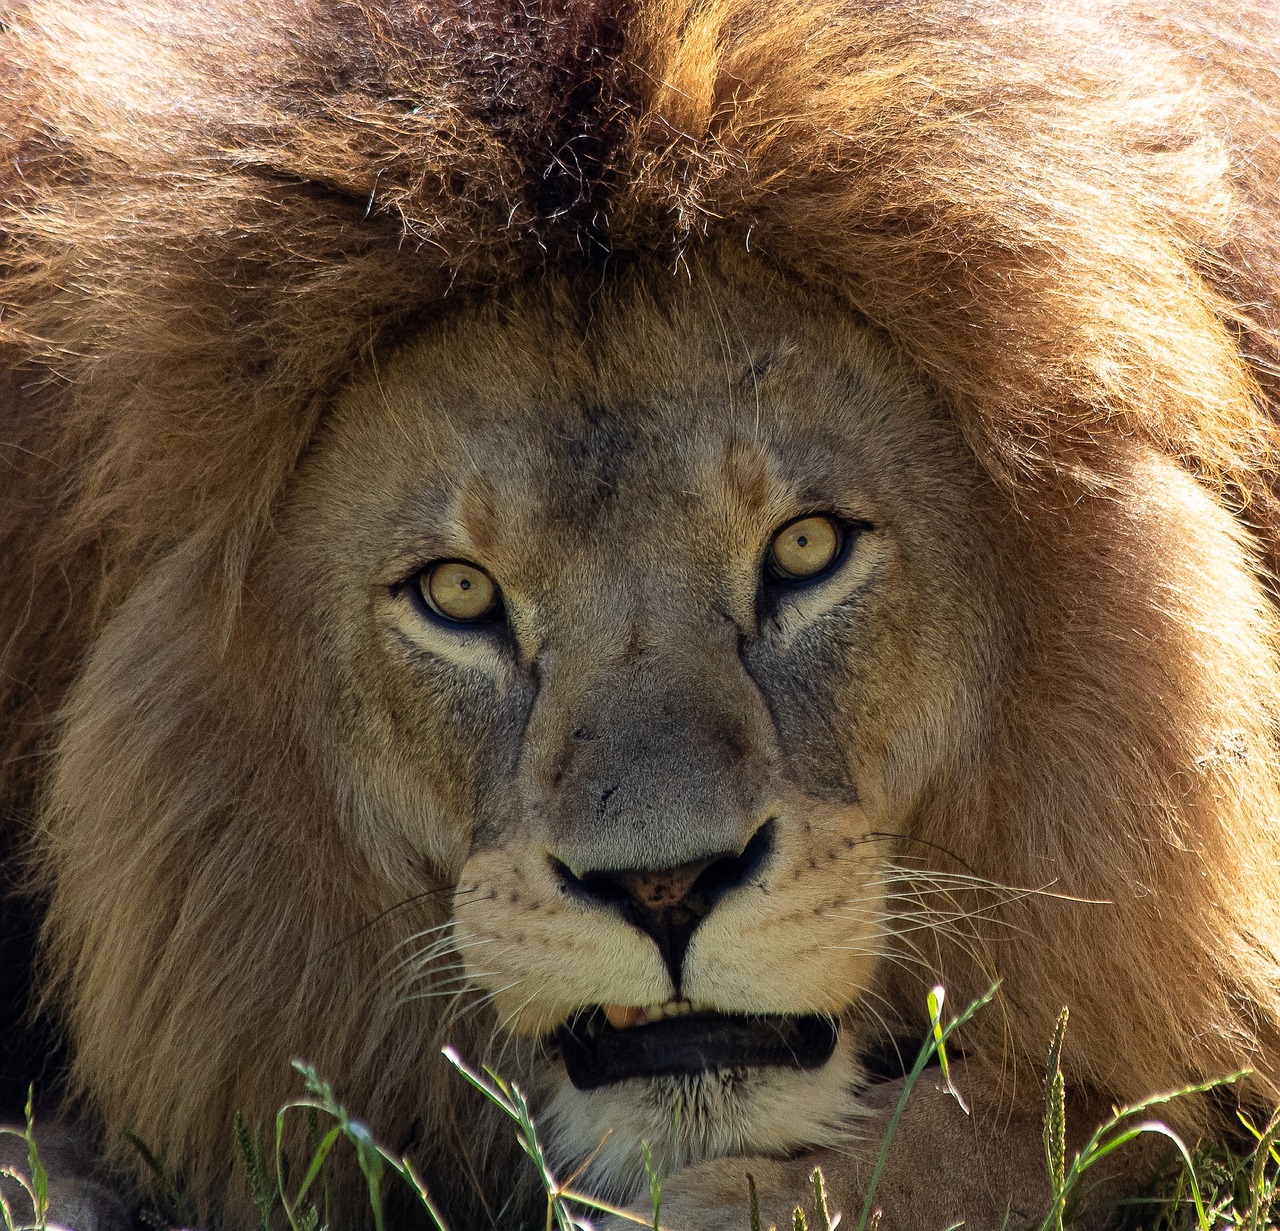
[554,1003,839,1089]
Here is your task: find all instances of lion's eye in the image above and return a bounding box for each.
[767,514,843,582]
[417,560,501,623]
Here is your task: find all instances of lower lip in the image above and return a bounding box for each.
[555,1009,839,1090]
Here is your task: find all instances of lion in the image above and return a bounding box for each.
[4,0,1280,1228]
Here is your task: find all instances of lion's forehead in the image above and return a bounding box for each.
[312,264,968,596]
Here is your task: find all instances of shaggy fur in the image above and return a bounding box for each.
[4,0,1280,1226]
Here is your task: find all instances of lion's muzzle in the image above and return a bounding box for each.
[545,818,838,1086]
[550,818,776,982]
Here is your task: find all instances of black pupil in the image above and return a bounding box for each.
[797,534,809,547]
[459,578,471,591]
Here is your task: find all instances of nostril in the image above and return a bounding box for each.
[551,857,631,908]
[552,819,776,913]
[691,817,776,905]
[549,819,776,986]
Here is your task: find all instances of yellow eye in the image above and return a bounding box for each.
[418,560,500,623]
[767,515,842,581]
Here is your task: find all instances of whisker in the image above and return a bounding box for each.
[390,932,495,979]
[877,866,1109,908]
[318,883,487,959]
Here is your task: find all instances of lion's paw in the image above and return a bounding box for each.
[0,1129,133,1231]
[595,1154,848,1231]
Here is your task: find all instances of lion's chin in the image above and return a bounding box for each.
[535,1027,866,1204]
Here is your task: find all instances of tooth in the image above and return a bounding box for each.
[603,1004,642,1029]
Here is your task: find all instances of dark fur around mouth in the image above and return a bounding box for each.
[555,1008,839,1090]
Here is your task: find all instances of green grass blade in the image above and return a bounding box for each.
[856,983,999,1231]
[122,1129,195,1227]
[810,1166,832,1231]
[0,1179,16,1231]
[641,1141,662,1231]
[400,1155,455,1231]
[927,987,969,1115]
[20,1090,46,1229]
[292,1125,342,1210]
[441,1048,518,1118]
[1083,1123,1208,1231]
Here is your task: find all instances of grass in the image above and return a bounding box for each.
[1121,1109,1280,1231]
[0,1089,47,1231]
[6,988,1280,1231]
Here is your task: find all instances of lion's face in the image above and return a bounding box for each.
[267,262,998,1192]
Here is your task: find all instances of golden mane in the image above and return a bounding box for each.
[3,0,1278,571]
[4,0,1280,1223]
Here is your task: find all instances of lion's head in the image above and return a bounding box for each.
[272,260,997,1188]
[6,0,1280,1226]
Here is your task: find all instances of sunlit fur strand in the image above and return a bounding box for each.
[879,461,1280,1121]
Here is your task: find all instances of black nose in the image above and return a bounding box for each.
[552,819,775,985]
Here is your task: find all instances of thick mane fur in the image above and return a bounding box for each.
[4,0,1280,566]
[4,0,1280,1223]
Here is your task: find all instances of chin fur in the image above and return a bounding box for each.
[535,1033,866,1204]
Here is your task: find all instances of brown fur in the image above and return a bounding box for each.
[4,0,1280,1226]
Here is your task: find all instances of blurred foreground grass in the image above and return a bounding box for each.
[4,987,1277,1231]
